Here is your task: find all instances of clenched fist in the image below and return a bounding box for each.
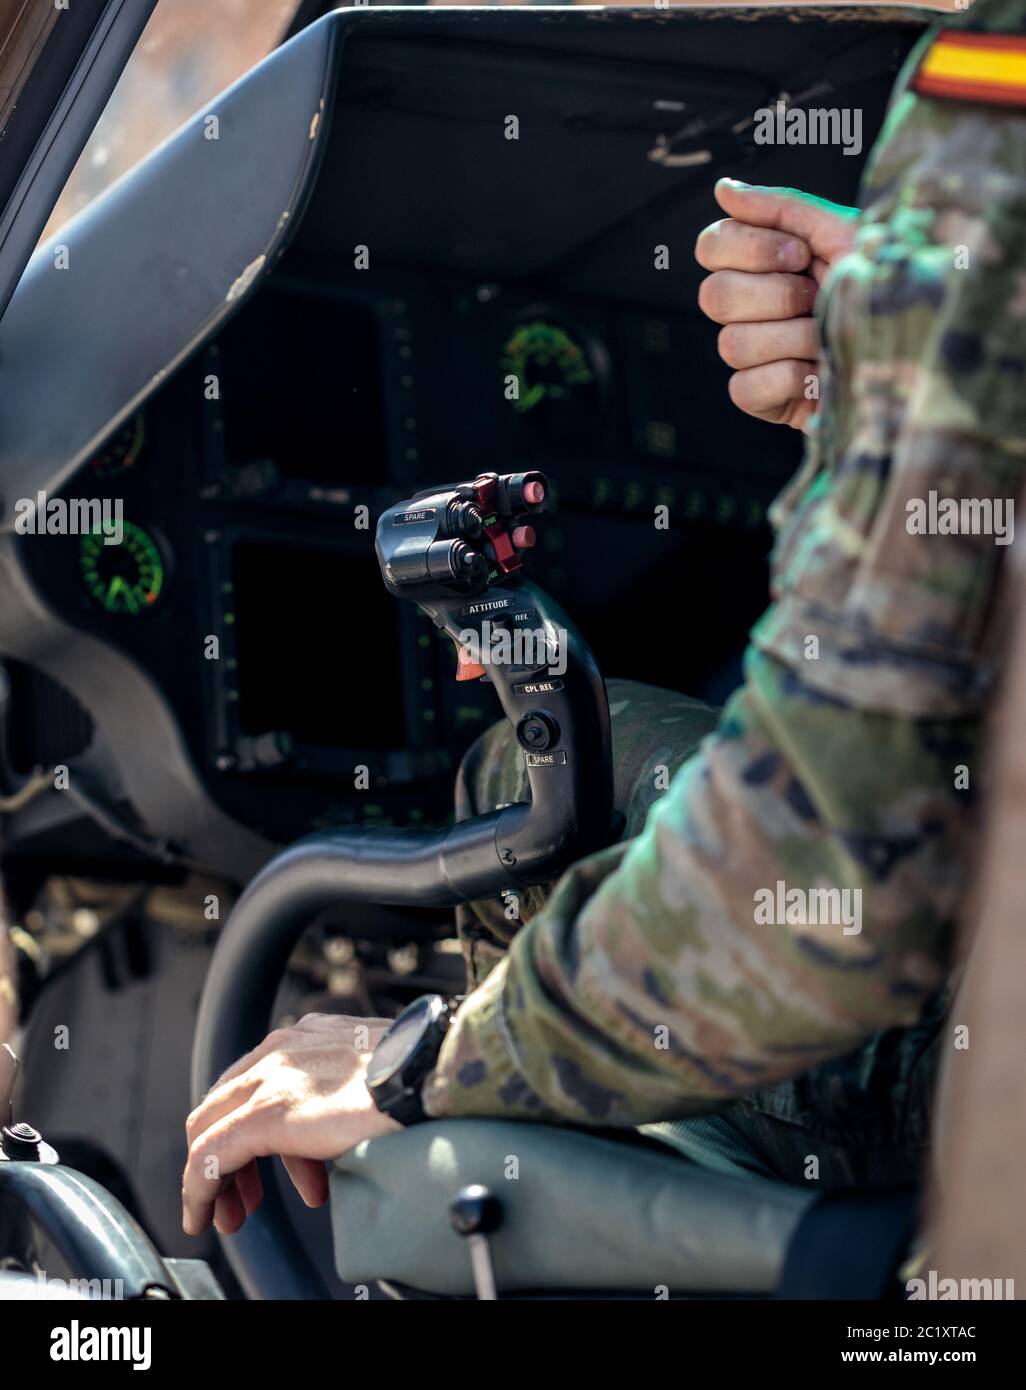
[695,178,858,431]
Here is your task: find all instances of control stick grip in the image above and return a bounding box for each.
[191,472,611,1300]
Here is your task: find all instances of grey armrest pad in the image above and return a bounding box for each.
[331,1119,815,1296]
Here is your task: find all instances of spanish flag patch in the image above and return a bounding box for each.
[912,30,1026,107]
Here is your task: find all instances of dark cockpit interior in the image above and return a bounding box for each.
[1,6,925,873]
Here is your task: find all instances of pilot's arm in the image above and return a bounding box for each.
[421,0,1026,1128]
[182,0,1026,1235]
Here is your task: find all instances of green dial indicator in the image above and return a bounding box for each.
[80,522,165,615]
[500,319,596,416]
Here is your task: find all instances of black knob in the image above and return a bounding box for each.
[2,1122,43,1161]
[516,710,559,753]
[435,541,487,585]
[459,547,487,578]
[449,501,484,541]
[449,1184,503,1237]
[425,540,483,585]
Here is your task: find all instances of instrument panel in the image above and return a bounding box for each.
[0,0,924,879]
[14,263,801,851]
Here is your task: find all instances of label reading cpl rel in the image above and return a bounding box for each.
[514,678,564,696]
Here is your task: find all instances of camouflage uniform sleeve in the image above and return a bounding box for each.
[422,0,1026,1127]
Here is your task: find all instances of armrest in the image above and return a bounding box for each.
[331,1119,815,1297]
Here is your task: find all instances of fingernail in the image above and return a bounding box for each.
[778,238,805,270]
[719,177,749,189]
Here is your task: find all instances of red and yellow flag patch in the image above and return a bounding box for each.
[912,30,1026,107]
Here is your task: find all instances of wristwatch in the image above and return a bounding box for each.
[365,994,454,1126]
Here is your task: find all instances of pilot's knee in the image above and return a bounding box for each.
[603,678,720,834]
[455,716,528,819]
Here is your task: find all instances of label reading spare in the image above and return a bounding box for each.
[393,508,437,525]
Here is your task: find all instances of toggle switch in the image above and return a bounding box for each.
[450,1184,503,1300]
[456,644,487,682]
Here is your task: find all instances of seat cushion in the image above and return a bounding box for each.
[331,1119,815,1296]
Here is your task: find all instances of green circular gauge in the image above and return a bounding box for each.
[500,318,600,417]
[90,412,145,477]
[80,522,165,616]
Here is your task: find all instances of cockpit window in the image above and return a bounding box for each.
[40,0,954,242]
[39,0,638,242]
[43,0,299,239]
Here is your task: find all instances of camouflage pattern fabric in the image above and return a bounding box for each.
[454,680,950,1187]
[421,0,1026,1168]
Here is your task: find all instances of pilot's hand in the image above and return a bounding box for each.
[181,1012,400,1237]
[694,178,858,431]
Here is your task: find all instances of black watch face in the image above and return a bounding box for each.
[366,1002,433,1088]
